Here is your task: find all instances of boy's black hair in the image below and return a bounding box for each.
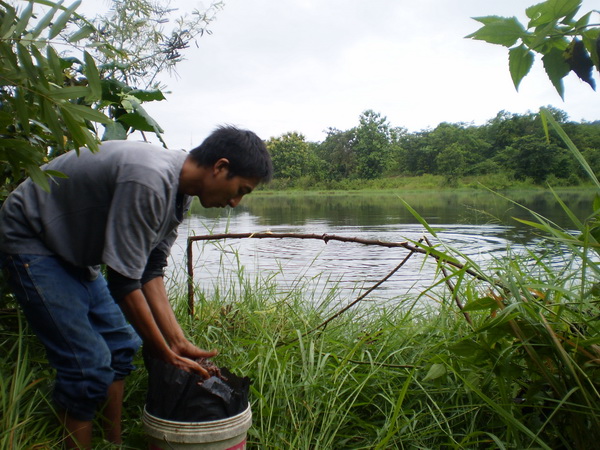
[189,126,273,182]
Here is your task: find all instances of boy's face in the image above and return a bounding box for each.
[179,156,260,208]
[200,172,260,208]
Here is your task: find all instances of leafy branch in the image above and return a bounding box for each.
[466,0,600,99]
[0,0,221,195]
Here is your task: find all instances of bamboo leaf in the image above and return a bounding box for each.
[46,46,64,82]
[83,51,102,101]
[60,102,111,124]
[17,43,38,80]
[25,164,51,192]
[31,0,62,39]
[0,3,16,39]
[43,169,68,179]
[61,107,89,148]
[82,127,100,153]
[14,2,34,37]
[0,139,43,158]
[15,87,30,135]
[47,86,90,100]
[68,23,95,43]
[0,42,20,71]
[49,0,81,40]
[29,44,49,89]
[40,98,65,146]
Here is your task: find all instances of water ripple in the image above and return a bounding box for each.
[166,215,543,303]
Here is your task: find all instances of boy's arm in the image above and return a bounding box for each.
[141,276,219,361]
[118,283,217,378]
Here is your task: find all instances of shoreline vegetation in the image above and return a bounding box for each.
[253,174,598,195]
[255,186,596,197]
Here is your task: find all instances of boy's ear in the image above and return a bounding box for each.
[213,158,230,174]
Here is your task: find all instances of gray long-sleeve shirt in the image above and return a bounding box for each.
[0,140,191,280]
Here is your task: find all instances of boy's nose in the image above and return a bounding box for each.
[228,196,242,207]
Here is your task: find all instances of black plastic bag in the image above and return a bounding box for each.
[144,356,251,422]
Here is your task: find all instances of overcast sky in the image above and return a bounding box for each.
[93,0,599,149]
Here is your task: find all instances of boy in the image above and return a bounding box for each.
[0,126,273,448]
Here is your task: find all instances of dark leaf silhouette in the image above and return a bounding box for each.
[564,38,596,89]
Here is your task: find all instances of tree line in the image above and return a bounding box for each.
[266,108,600,189]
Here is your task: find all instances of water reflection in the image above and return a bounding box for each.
[167,191,593,303]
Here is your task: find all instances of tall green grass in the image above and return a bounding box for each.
[0,311,61,448]
[1,110,599,448]
[1,240,598,448]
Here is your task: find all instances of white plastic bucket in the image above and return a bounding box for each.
[142,405,252,450]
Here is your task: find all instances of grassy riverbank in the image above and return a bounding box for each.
[2,223,599,448]
[259,173,595,193]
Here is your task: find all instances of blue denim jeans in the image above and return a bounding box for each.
[1,253,142,421]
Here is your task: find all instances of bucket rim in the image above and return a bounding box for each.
[142,404,252,443]
[142,404,251,427]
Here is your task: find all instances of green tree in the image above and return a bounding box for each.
[467,0,600,98]
[86,0,222,143]
[436,142,468,184]
[384,125,408,175]
[484,111,542,163]
[571,120,600,175]
[353,110,393,179]
[266,132,311,180]
[397,130,436,175]
[316,127,356,181]
[505,134,574,183]
[427,122,490,175]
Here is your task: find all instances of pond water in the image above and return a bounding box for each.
[166,189,594,305]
